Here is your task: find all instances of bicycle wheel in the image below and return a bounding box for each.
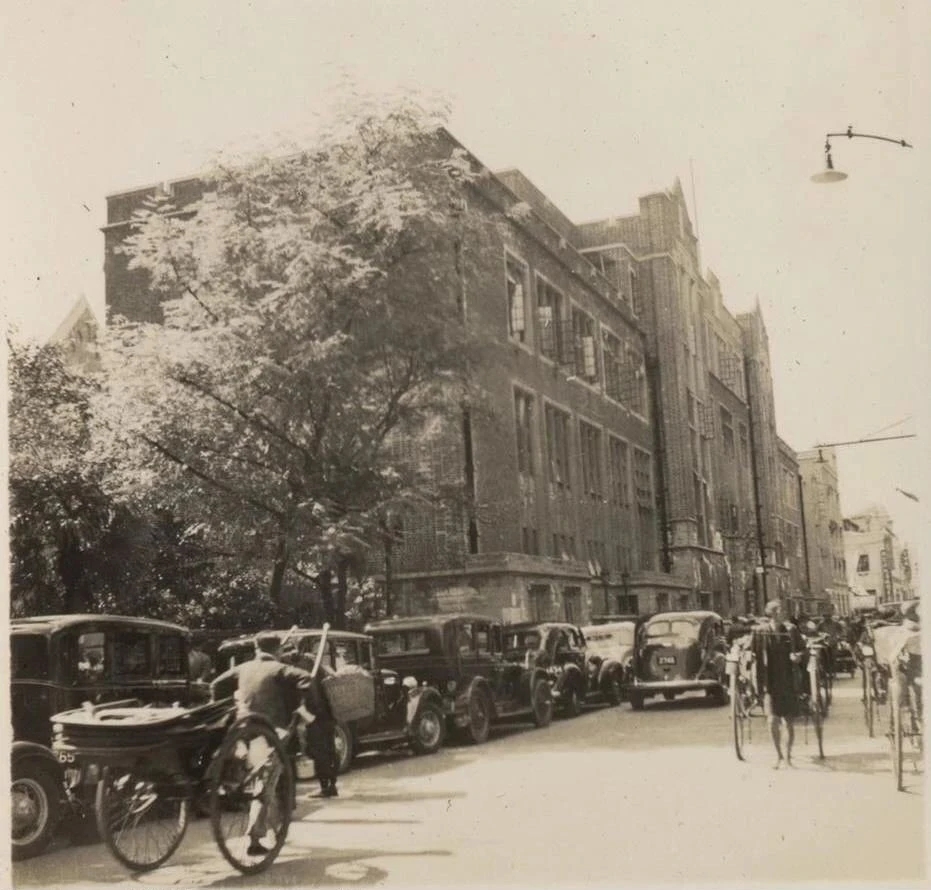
[862,661,874,737]
[209,717,293,875]
[808,664,824,760]
[889,678,904,791]
[731,672,752,761]
[95,766,189,872]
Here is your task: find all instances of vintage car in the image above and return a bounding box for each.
[364,614,554,744]
[10,614,195,860]
[627,610,729,710]
[502,622,626,716]
[214,628,447,772]
[580,620,637,699]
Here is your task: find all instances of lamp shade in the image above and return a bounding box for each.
[811,167,848,184]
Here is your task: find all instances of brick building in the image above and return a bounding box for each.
[103,128,811,623]
[798,448,851,616]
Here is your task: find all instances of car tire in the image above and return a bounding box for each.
[409,703,445,756]
[629,693,645,711]
[11,760,63,861]
[462,690,491,745]
[531,680,554,728]
[564,685,583,718]
[606,673,624,706]
[334,723,354,774]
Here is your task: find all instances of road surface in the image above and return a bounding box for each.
[11,676,925,887]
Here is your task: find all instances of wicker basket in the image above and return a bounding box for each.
[322,672,376,722]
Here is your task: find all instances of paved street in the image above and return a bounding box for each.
[13,677,925,888]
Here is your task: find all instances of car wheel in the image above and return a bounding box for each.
[333,723,354,774]
[629,693,645,711]
[564,685,583,718]
[606,673,623,706]
[462,690,491,745]
[409,703,445,755]
[531,680,554,728]
[11,760,63,861]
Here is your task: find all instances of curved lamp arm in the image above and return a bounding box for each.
[813,126,913,183]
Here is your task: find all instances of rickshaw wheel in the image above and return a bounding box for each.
[209,717,293,876]
[96,766,189,872]
[731,672,752,761]
[862,663,875,737]
[889,679,904,791]
[807,667,825,760]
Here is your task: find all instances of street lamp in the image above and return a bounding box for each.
[811,126,912,183]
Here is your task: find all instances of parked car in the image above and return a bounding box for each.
[364,614,554,744]
[627,610,729,710]
[580,620,637,699]
[214,628,447,772]
[502,622,626,716]
[10,614,194,860]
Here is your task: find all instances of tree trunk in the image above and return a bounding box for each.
[269,531,289,603]
[319,568,335,626]
[334,559,348,630]
[58,532,91,613]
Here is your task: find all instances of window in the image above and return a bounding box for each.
[738,423,749,468]
[563,587,582,623]
[11,635,48,681]
[633,448,656,571]
[474,625,491,654]
[521,525,539,555]
[545,404,571,488]
[602,331,623,402]
[537,277,566,362]
[655,593,670,612]
[76,631,106,684]
[720,406,735,458]
[624,345,647,415]
[506,255,528,343]
[579,421,603,497]
[608,436,630,507]
[571,307,598,383]
[157,635,185,677]
[630,267,642,317]
[112,632,152,679]
[514,389,535,476]
[529,584,551,621]
[616,594,639,614]
[857,554,870,573]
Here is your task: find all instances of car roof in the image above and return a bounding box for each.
[505,622,574,633]
[217,628,371,652]
[581,621,636,634]
[645,610,722,624]
[365,613,497,633]
[10,614,190,637]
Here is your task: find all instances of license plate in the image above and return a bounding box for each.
[658,656,676,666]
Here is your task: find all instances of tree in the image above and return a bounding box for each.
[93,97,496,622]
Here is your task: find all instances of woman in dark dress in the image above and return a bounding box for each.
[752,599,805,769]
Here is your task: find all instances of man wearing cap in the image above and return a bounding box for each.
[752,599,806,769]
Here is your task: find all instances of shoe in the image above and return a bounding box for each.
[247,840,270,857]
[324,785,338,798]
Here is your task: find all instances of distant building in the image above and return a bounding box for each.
[798,448,851,616]
[843,506,912,606]
[48,295,101,371]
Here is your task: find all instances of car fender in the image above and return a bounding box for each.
[11,742,67,803]
[597,658,623,688]
[405,686,445,726]
[454,676,495,720]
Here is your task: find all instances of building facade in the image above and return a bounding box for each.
[103,129,815,624]
[798,448,851,616]
[843,506,914,607]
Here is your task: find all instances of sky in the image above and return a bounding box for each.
[2,1,929,564]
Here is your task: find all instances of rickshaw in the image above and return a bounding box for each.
[727,626,829,761]
[871,602,922,791]
[51,624,366,875]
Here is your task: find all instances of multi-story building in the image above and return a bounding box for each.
[103,129,811,623]
[798,447,851,616]
[843,506,913,606]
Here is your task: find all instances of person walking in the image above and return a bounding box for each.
[752,599,805,769]
[210,638,321,856]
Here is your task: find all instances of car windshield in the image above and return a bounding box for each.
[645,619,700,641]
[585,626,634,654]
[375,630,431,656]
[503,630,541,652]
[11,634,48,680]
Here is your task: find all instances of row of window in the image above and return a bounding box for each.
[506,253,648,415]
[514,388,653,501]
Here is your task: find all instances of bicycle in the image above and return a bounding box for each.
[728,634,826,762]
